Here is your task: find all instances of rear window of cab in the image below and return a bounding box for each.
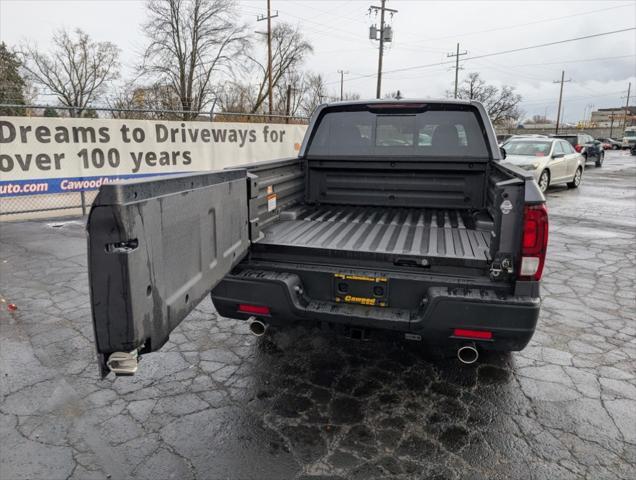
[307,107,490,158]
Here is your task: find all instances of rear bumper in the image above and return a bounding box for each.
[211,270,540,352]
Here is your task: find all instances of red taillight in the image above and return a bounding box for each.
[238,304,271,315]
[574,144,583,152]
[519,204,549,281]
[453,328,493,340]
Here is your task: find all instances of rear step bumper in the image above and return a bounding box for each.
[210,270,540,352]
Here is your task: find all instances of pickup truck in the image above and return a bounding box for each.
[87,100,548,376]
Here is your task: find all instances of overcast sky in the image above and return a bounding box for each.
[1,0,635,123]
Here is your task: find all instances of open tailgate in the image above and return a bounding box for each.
[87,170,249,376]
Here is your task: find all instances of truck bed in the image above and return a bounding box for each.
[257,205,492,263]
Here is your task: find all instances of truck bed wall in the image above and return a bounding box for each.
[486,163,526,259]
[305,159,488,210]
[245,158,305,241]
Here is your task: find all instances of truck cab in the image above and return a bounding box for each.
[623,126,636,149]
[87,100,548,376]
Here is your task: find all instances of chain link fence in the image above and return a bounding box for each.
[1,190,98,220]
[1,105,308,221]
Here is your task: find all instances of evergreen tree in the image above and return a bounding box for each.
[0,42,27,116]
[43,107,59,117]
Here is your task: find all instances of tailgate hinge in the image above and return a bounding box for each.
[106,349,139,376]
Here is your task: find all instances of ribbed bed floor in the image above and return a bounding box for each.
[259,205,492,262]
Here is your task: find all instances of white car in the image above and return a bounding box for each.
[501,138,585,193]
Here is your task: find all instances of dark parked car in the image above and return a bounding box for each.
[551,133,604,167]
[598,137,622,150]
[87,100,547,376]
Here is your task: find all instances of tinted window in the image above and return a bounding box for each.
[307,109,489,157]
[556,135,577,147]
[554,142,565,154]
[502,140,552,156]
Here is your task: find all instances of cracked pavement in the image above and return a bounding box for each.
[1,150,635,479]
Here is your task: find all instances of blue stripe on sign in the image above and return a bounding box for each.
[0,172,188,197]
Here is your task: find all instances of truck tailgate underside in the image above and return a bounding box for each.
[257,205,492,263]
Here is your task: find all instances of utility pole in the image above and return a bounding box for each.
[447,43,468,99]
[584,103,594,127]
[257,1,278,116]
[337,70,349,101]
[285,84,292,123]
[553,70,571,134]
[609,113,615,138]
[621,82,631,130]
[369,1,397,99]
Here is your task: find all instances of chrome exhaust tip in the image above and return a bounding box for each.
[457,343,479,364]
[248,318,267,337]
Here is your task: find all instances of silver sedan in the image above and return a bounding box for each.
[501,138,585,193]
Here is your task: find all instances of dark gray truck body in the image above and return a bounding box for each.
[87,100,545,376]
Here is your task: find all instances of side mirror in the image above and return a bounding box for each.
[552,153,565,159]
[499,146,506,159]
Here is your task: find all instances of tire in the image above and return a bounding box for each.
[567,167,582,189]
[595,152,604,167]
[613,145,619,150]
[538,169,550,193]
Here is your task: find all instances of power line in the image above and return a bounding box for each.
[521,91,625,107]
[500,54,636,69]
[327,27,636,85]
[402,3,635,46]
[387,27,636,77]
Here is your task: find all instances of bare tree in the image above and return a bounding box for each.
[248,22,313,114]
[141,0,248,120]
[525,114,553,124]
[109,82,183,120]
[299,73,329,116]
[21,29,120,117]
[453,72,522,125]
[216,81,255,113]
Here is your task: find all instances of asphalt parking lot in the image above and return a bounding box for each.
[1,150,635,480]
